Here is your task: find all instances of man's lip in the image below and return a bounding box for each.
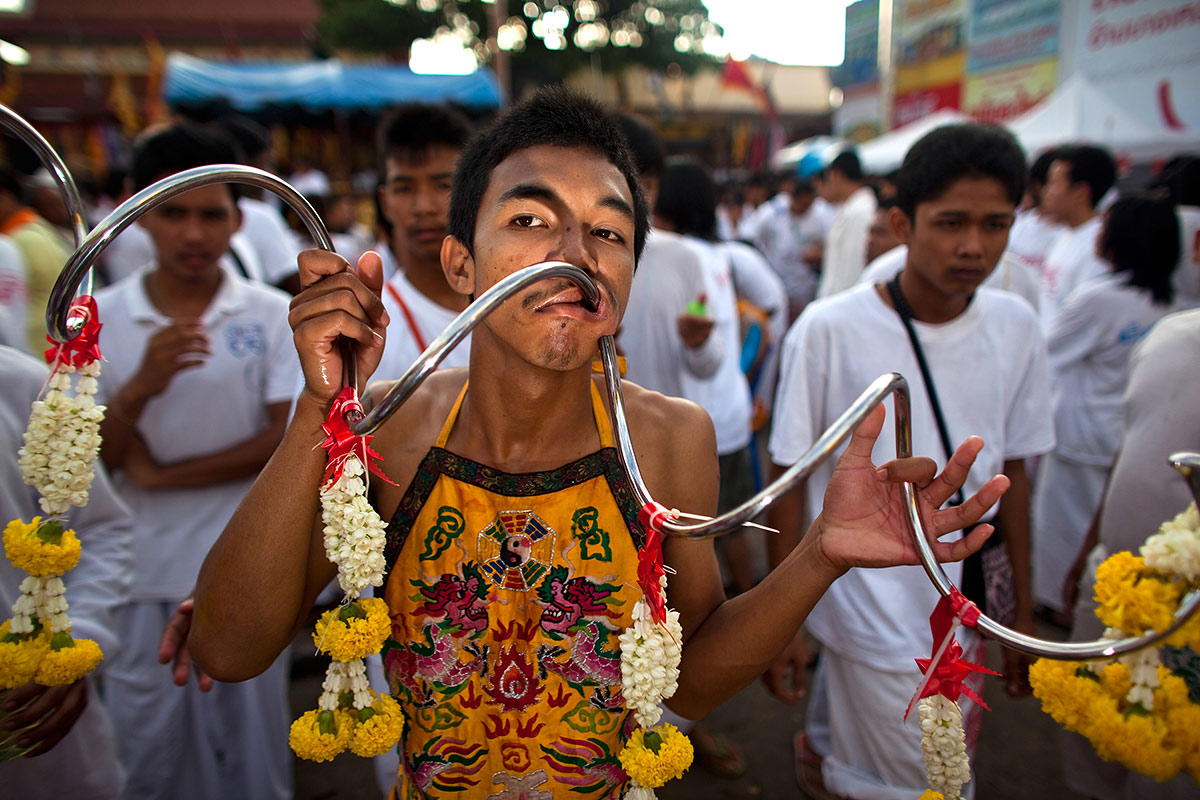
[409,228,446,241]
[534,285,606,317]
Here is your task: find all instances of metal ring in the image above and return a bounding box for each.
[1,103,90,289]
[599,338,1200,660]
[353,261,599,436]
[46,164,332,345]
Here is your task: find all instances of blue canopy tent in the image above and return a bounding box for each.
[163,53,502,111]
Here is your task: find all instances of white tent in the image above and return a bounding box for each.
[1007,74,1199,161]
[856,109,970,173]
[771,135,847,173]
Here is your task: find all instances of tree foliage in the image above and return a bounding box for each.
[317,0,722,84]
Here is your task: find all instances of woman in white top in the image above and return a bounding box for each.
[1032,195,1181,620]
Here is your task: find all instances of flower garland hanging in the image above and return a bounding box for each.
[0,297,107,692]
[290,387,404,762]
[1030,503,1200,782]
[906,592,997,800]
[617,503,693,798]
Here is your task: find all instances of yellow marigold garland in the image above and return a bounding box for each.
[3,518,82,576]
[349,692,405,758]
[289,708,356,763]
[1031,503,1200,782]
[918,793,946,800]
[293,388,406,763]
[2,305,108,692]
[618,724,693,789]
[312,598,391,663]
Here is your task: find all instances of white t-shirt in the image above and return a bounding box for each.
[1006,209,1063,280]
[94,265,299,601]
[1174,205,1200,310]
[858,245,1041,310]
[1038,215,1108,329]
[1045,273,1174,466]
[620,228,722,398]
[741,197,834,305]
[237,197,304,284]
[1098,309,1200,554]
[374,265,470,383]
[679,237,753,454]
[769,283,1054,670]
[288,169,331,199]
[0,234,28,351]
[817,186,877,299]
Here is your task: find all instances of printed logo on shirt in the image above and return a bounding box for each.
[224,321,266,359]
[1117,321,1153,345]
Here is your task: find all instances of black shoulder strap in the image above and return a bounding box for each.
[885,273,964,507]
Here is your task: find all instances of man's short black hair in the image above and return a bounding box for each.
[1100,194,1179,305]
[448,84,648,263]
[218,115,271,162]
[656,157,718,242]
[0,166,24,201]
[613,112,665,179]
[1056,144,1117,209]
[376,103,473,174]
[129,122,244,200]
[895,124,1026,220]
[1028,147,1060,189]
[827,150,863,182]
[1152,155,1200,207]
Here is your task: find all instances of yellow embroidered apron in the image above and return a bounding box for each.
[381,382,646,800]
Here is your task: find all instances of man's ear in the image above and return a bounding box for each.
[442,235,475,297]
[889,205,912,246]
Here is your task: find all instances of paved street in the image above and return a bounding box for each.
[291,621,1088,799]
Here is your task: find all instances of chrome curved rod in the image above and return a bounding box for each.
[602,347,1200,659]
[353,261,599,436]
[1,103,90,288]
[600,346,914,540]
[46,164,332,344]
[903,477,1200,659]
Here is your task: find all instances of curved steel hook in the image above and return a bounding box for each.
[353,261,599,436]
[46,164,332,345]
[600,340,1200,660]
[1,103,90,289]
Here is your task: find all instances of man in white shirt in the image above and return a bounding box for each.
[1037,144,1117,328]
[0,345,135,799]
[741,179,835,320]
[373,103,476,382]
[93,123,298,800]
[1006,148,1064,281]
[615,113,722,400]
[0,233,27,350]
[815,150,877,299]
[767,124,1054,800]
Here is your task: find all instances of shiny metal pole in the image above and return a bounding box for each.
[1,103,91,292]
[45,164,332,342]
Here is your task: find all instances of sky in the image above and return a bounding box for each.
[703,0,854,66]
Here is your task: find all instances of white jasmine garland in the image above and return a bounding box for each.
[619,575,683,729]
[18,361,105,516]
[320,455,388,598]
[918,694,970,800]
[1119,645,1161,710]
[1141,503,1200,581]
[316,658,372,712]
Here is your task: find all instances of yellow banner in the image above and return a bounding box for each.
[896,52,966,94]
[964,58,1057,124]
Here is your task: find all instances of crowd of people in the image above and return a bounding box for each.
[0,86,1197,800]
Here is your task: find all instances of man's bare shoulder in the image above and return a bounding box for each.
[366,368,468,514]
[616,380,718,516]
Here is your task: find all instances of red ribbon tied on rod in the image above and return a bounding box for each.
[636,502,675,626]
[910,591,997,717]
[320,386,396,487]
[44,296,102,368]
